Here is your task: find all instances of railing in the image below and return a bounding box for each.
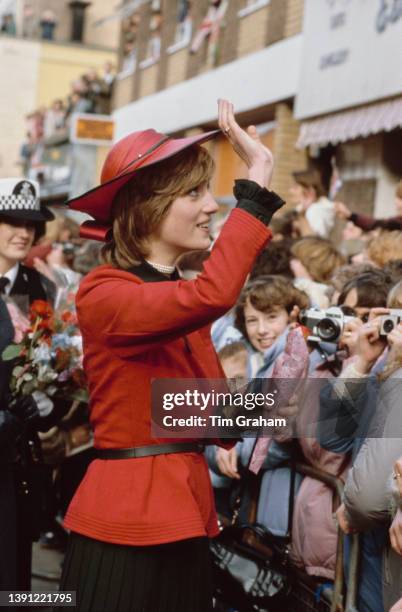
[294,463,360,612]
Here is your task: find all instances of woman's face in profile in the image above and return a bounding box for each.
[244,299,289,353]
[153,182,219,259]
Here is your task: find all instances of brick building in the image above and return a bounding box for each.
[0,0,118,200]
[111,0,309,204]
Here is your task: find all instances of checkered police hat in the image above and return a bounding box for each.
[0,178,54,222]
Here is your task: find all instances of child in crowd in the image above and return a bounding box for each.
[290,237,345,307]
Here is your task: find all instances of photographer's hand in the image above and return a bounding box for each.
[218,99,273,188]
[354,319,386,374]
[339,317,363,356]
[368,307,390,322]
[390,597,402,612]
[394,457,402,498]
[390,508,402,556]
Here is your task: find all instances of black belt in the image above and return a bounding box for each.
[95,442,205,460]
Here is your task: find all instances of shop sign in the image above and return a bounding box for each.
[295,0,402,119]
[70,113,115,145]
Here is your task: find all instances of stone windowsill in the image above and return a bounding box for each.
[116,67,136,80]
[237,0,270,19]
[139,56,159,70]
[166,37,190,55]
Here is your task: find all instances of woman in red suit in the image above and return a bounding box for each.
[59,100,284,611]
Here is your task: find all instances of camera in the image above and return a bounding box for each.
[300,306,355,344]
[53,241,78,257]
[379,309,402,336]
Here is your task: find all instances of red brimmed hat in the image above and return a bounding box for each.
[66,128,220,241]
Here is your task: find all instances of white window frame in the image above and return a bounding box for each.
[139,34,161,69]
[117,51,137,79]
[139,56,159,69]
[167,18,192,54]
[237,0,270,19]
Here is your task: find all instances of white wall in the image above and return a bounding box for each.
[0,37,40,178]
[375,165,399,219]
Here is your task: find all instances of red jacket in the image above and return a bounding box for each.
[64,209,271,545]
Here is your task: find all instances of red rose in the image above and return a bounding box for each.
[30,300,53,322]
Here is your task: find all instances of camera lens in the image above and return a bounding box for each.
[383,319,395,334]
[317,318,340,342]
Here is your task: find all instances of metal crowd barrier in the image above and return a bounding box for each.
[291,463,360,612]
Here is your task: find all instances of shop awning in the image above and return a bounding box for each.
[296,97,402,149]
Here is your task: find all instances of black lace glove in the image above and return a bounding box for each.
[234,179,285,225]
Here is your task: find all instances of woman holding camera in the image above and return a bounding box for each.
[338,309,402,611]
[58,100,284,611]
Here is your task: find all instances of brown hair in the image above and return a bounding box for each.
[292,169,326,199]
[337,270,393,308]
[43,216,80,243]
[396,180,402,200]
[102,145,214,269]
[218,341,248,361]
[269,210,298,239]
[234,275,309,341]
[331,263,377,293]
[291,237,346,283]
[383,259,402,285]
[367,231,402,268]
[250,239,294,279]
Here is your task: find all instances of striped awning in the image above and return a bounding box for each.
[297,97,402,149]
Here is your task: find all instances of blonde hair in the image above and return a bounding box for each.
[42,216,80,243]
[102,145,214,269]
[291,237,345,283]
[367,231,402,268]
[387,280,402,308]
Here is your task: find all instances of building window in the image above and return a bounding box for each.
[139,2,163,68]
[119,12,140,78]
[167,0,193,54]
[190,0,229,65]
[238,0,270,18]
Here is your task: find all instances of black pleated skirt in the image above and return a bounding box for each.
[56,532,213,612]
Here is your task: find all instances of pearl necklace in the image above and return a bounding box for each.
[145,260,175,275]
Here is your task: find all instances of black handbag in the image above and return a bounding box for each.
[210,443,296,612]
[211,522,290,612]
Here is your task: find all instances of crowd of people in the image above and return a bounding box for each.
[20,63,116,172]
[0,100,402,611]
[1,6,58,40]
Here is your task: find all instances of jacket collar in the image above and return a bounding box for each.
[1,262,19,294]
[127,260,180,282]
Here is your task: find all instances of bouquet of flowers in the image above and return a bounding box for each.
[2,297,88,404]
